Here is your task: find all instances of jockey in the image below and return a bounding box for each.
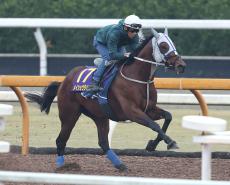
[87,14,142,91]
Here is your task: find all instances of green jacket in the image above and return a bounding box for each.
[95,19,140,60]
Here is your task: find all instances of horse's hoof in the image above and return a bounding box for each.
[146,140,157,152]
[115,163,128,172]
[56,156,65,168]
[167,141,179,150]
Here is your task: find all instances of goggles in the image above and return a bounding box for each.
[128,27,140,33]
[125,23,142,33]
[129,24,142,29]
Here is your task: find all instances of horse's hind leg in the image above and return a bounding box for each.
[93,118,127,171]
[55,100,81,167]
[146,107,175,151]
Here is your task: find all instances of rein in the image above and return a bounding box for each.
[120,36,167,84]
[120,36,165,84]
[120,63,154,84]
[133,56,165,66]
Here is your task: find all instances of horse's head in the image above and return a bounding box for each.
[151,28,186,74]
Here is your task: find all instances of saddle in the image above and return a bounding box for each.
[72,63,119,120]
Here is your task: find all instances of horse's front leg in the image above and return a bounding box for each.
[146,107,175,151]
[55,98,81,168]
[128,108,178,151]
[94,118,127,171]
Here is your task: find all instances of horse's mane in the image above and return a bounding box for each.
[131,35,154,57]
[120,34,154,64]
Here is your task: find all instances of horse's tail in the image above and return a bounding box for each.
[25,81,61,114]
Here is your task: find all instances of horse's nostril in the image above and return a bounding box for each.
[177,65,185,73]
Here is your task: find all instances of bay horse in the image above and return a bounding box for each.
[25,28,186,171]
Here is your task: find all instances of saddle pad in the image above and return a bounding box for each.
[72,67,97,92]
[72,65,119,121]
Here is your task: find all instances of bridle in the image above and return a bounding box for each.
[120,32,179,83]
[120,29,179,112]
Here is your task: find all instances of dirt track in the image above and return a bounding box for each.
[0,147,230,184]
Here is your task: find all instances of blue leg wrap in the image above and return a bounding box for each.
[56,155,65,167]
[106,149,122,167]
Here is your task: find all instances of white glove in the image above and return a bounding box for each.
[124,52,131,58]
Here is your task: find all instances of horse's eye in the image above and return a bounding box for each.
[159,42,169,54]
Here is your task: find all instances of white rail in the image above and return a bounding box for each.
[34,28,47,76]
[0,104,13,153]
[1,91,230,105]
[0,171,229,185]
[0,18,230,29]
[182,116,229,181]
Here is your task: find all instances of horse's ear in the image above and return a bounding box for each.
[164,27,168,36]
[151,28,160,39]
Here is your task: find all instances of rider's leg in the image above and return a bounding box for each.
[88,37,110,91]
[92,60,106,83]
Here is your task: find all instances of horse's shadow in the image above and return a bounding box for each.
[54,163,81,173]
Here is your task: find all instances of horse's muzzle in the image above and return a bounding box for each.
[176,65,185,74]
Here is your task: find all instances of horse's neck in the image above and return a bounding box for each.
[125,42,155,81]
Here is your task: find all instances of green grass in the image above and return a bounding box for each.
[1,102,230,152]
